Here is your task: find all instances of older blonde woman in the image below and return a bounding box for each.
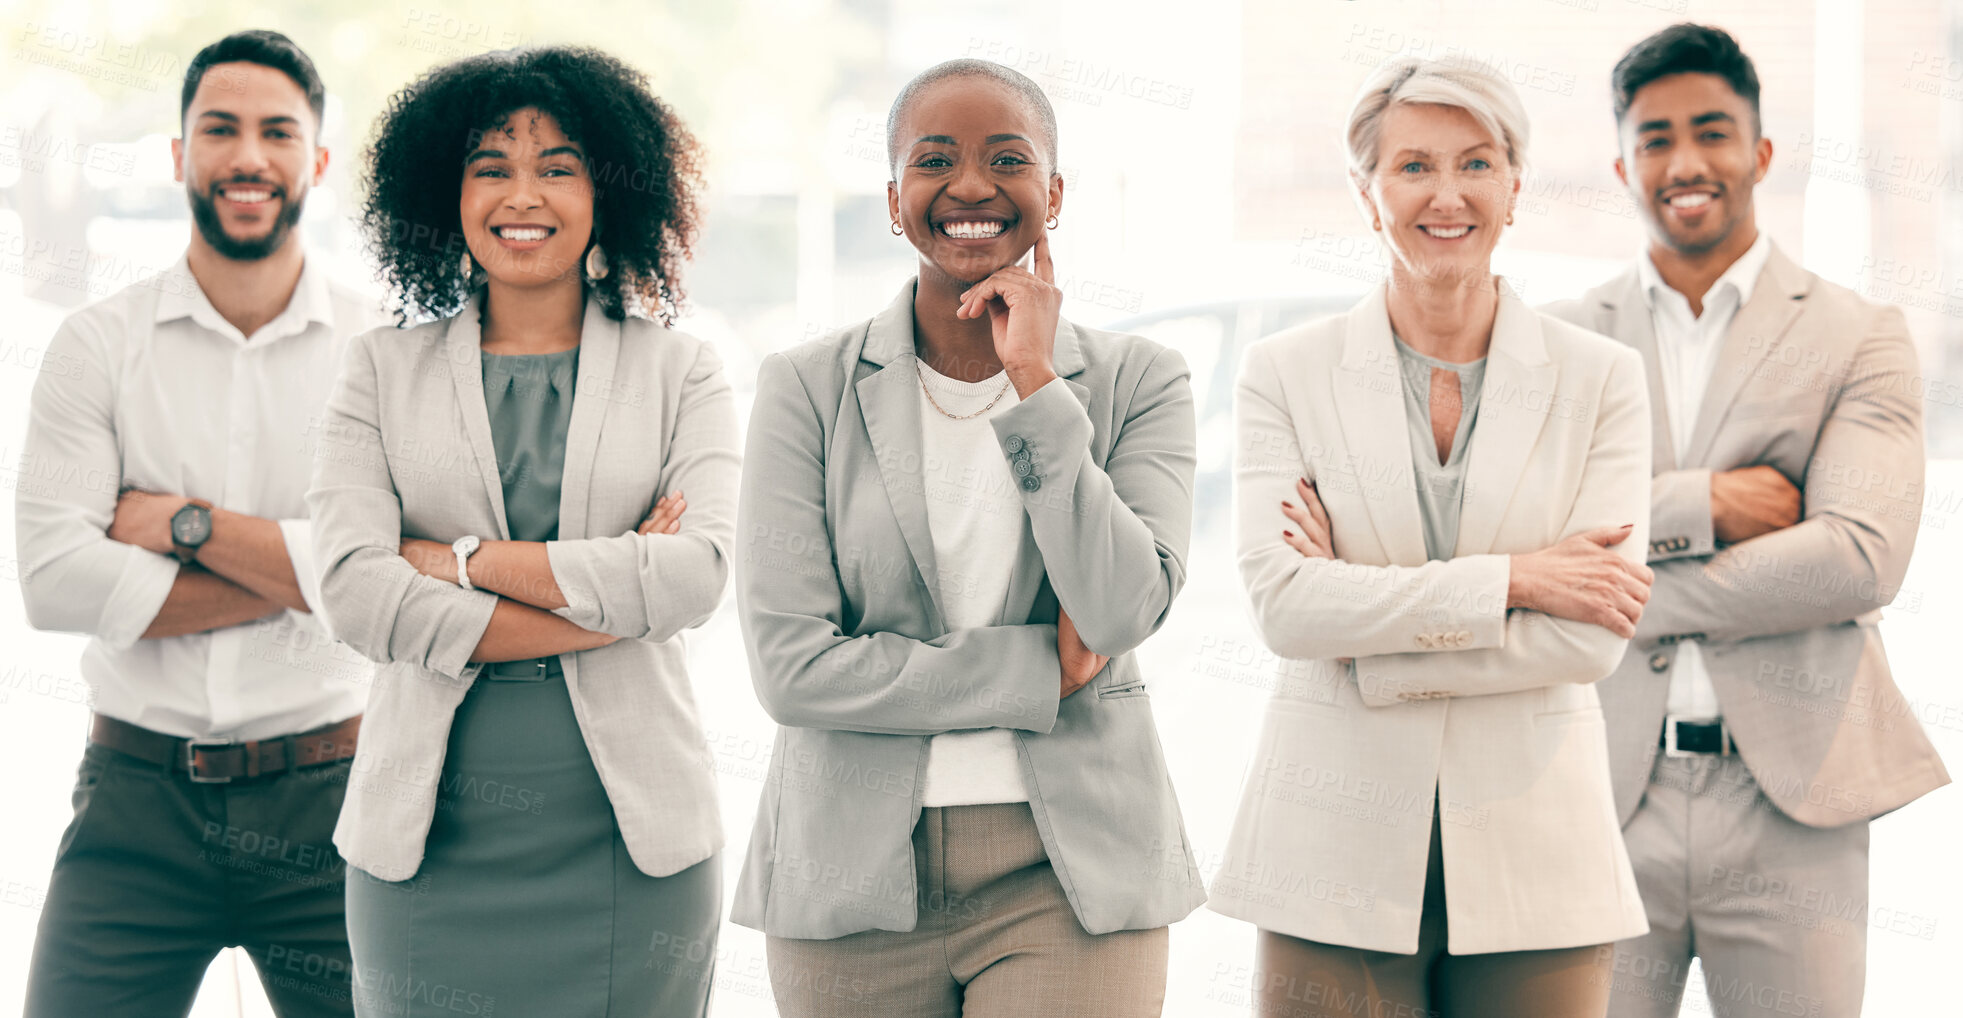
[1209,57,1654,1016]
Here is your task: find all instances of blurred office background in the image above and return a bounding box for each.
[2,0,1959,1013]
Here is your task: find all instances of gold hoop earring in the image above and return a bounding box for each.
[891,221,904,236]
[1046,214,1059,229]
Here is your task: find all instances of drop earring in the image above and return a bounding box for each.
[459,249,475,279]
[584,244,609,280]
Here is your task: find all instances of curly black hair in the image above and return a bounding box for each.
[360,45,703,325]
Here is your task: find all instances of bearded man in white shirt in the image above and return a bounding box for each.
[18,30,380,1018]
[1546,23,1948,1018]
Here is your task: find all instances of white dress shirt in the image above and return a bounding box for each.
[16,251,384,740]
[915,359,1034,807]
[1636,231,1772,720]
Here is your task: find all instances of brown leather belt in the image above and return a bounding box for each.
[89,713,361,784]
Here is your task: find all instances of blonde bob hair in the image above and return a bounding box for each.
[1345,56,1531,180]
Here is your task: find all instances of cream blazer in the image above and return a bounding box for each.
[1208,280,1652,955]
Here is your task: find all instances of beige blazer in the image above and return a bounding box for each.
[1545,242,1949,828]
[1209,280,1652,955]
[307,291,738,881]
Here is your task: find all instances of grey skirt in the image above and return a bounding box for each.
[346,661,720,1017]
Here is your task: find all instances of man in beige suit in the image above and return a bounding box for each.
[1546,24,1949,1018]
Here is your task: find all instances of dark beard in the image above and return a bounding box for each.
[188,181,305,260]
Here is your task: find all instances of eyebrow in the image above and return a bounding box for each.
[464,144,585,164]
[1636,110,1736,133]
[1389,141,1496,160]
[911,134,1034,147]
[195,111,300,126]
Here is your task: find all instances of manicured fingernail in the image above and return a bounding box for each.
[1282,530,1294,538]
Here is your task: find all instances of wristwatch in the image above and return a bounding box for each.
[169,499,213,564]
[451,535,482,590]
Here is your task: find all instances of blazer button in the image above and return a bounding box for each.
[1416,634,1432,649]
[1005,435,1025,454]
[1020,475,1042,492]
[1012,458,1033,477]
[1649,652,1670,672]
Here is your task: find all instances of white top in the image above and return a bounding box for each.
[914,357,1034,807]
[15,252,382,740]
[1637,231,1772,720]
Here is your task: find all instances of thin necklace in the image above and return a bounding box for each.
[917,360,1013,420]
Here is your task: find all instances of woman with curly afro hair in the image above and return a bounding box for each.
[306,45,736,1016]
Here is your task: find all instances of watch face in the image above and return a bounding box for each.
[172,504,211,546]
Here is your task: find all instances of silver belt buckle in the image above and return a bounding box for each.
[183,736,237,783]
[1663,714,1729,758]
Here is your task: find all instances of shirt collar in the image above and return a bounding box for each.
[1636,230,1773,313]
[154,248,335,341]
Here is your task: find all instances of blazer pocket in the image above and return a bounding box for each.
[1533,705,1604,727]
[1097,680,1149,700]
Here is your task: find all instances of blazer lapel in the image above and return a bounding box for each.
[856,281,947,629]
[556,297,620,542]
[444,291,510,540]
[1597,269,1677,474]
[1682,245,1809,466]
[1329,286,1429,565]
[1456,282,1558,556]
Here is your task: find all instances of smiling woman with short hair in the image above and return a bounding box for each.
[732,57,1203,1017]
[1210,55,1657,1017]
[308,45,736,1017]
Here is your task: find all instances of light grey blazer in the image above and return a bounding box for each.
[731,280,1206,940]
[307,290,738,881]
[1546,242,1949,828]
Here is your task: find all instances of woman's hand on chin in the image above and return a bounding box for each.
[957,231,1062,397]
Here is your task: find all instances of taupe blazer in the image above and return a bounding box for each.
[307,290,738,881]
[1210,280,1652,955]
[1545,242,1949,827]
[731,280,1207,940]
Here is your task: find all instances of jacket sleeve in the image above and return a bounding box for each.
[736,350,1063,737]
[1351,345,1653,703]
[306,328,496,681]
[1647,469,1716,562]
[986,344,1194,657]
[15,314,179,647]
[1632,308,1923,647]
[544,340,739,643]
[1234,340,1512,662]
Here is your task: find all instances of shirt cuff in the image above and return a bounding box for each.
[277,518,323,614]
[98,545,182,650]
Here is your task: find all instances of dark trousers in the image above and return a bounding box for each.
[24,740,356,1018]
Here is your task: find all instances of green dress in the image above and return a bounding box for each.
[346,345,720,1017]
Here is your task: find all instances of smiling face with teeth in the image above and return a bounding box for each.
[1616,72,1771,261]
[888,76,1063,288]
[173,61,326,262]
[458,107,596,294]
[1359,102,1519,289]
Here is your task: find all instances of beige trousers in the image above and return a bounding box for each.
[766,801,1169,1017]
[1254,804,1614,1018]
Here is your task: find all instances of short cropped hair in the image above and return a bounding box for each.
[1344,56,1531,179]
[885,58,1058,180]
[1611,23,1762,137]
[181,30,326,130]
